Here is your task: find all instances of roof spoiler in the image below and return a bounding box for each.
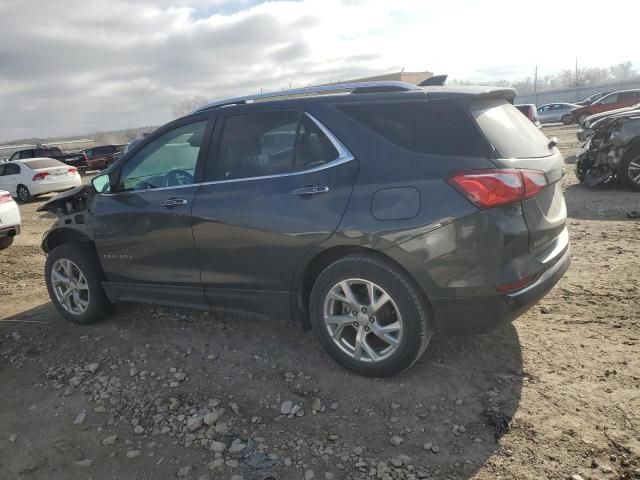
[418,74,448,87]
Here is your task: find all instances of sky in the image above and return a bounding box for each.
[1,0,639,141]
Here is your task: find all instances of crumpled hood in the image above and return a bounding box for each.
[585,105,639,127]
[592,108,640,130]
[36,185,93,212]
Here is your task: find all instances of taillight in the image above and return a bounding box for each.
[0,192,12,204]
[448,169,548,209]
[68,167,78,175]
[32,172,50,181]
[496,275,534,292]
[528,109,535,122]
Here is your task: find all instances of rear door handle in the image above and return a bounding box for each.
[291,185,329,196]
[160,198,188,208]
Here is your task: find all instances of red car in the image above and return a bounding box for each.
[82,144,125,171]
[571,89,640,123]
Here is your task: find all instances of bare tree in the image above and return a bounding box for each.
[558,66,609,87]
[453,60,638,94]
[172,95,209,118]
[610,61,636,80]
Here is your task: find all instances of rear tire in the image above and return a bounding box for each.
[45,242,114,325]
[0,237,14,250]
[16,185,31,203]
[309,254,433,377]
[618,146,640,192]
[561,115,573,125]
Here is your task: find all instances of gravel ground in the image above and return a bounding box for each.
[1,124,639,480]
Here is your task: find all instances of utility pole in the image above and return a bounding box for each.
[534,65,538,106]
[575,57,578,86]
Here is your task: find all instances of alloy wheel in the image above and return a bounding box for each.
[18,186,29,202]
[323,278,403,363]
[628,156,640,185]
[51,258,90,315]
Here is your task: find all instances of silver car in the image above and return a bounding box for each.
[536,103,580,124]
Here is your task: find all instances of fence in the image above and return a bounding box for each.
[514,79,640,105]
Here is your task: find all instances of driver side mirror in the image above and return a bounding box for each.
[92,172,116,194]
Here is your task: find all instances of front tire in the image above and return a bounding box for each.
[16,185,31,203]
[45,242,114,324]
[618,147,640,191]
[310,254,433,377]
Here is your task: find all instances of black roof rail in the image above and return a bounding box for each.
[193,81,423,113]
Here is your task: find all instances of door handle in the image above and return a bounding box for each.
[291,185,329,196]
[160,198,188,208]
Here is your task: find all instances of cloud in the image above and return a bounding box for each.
[0,0,639,141]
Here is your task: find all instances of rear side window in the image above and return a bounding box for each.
[3,163,20,175]
[472,99,551,158]
[215,112,340,180]
[217,112,299,180]
[618,91,637,103]
[24,159,63,169]
[295,115,338,171]
[338,101,476,156]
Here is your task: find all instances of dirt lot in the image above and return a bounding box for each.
[1,124,639,480]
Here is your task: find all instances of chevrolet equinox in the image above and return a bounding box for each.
[39,81,570,377]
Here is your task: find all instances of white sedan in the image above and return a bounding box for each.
[0,158,82,203]
[0,190,20,250]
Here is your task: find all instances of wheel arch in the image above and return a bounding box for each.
[622,137,640,157]
[42,227,92,254]
[295,244,431,330]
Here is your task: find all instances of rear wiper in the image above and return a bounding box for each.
[548,137,558,149]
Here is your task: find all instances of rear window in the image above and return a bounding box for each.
[338,101,476,156]
[24,159,64,169]
[472,99,551,158]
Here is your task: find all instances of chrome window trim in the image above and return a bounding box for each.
[101,112,355,195]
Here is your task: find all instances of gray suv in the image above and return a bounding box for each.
[39,81,570,377]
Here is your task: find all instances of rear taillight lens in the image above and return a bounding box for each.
[32,172,50,181]
[448,169,548,209]
[0,193,12,204]
[68,167,78,175]
[528,109,535,122]
[496,275,534,292]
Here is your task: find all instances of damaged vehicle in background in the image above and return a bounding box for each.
[576,102,640,141]
[576,108,640,190]
[570,90,640,123]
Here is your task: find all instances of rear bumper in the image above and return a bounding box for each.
[431,245,570,334]
[0,225,20,237]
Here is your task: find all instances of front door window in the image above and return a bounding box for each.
[119,120,207,191]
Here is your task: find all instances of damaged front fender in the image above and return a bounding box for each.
[38,185,96,253]
[37,185,93,214]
